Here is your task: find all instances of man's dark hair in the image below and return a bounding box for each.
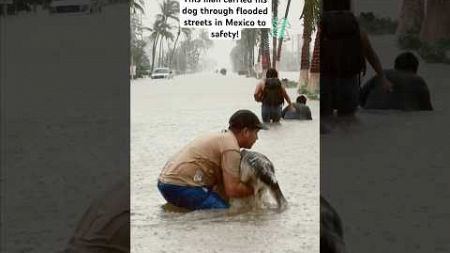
[323,0,351,11]
[394,52,419,73]
[297,95,307,104]
[228,109,266,131]
[266,68,278,78]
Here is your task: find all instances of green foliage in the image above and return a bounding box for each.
[298,85,319,100]
[397,33,422,50]
[358,12,397,35]
[398,35,450,64]
[130,0,145,14]
[282,80,297,88]
[131,39,150,78]
[418,42,450,64]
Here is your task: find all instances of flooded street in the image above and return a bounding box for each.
[321,34,450,253]
[131,73,319,252]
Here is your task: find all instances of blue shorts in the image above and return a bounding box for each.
[157,181,230,210]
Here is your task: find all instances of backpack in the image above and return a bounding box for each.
[262,78,284,106]
[320,11,366,78]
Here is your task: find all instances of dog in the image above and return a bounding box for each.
[321,196,347,253]
[231,149,287,209]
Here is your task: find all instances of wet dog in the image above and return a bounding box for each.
[321,196,347,253]
[231,150,287,209]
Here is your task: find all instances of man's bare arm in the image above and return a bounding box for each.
[222,170,254,198]
[361,31,393,92]
[282,87,292,105]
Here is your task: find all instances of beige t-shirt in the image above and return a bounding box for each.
[158,130,241,187]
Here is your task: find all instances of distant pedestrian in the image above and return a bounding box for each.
[360,52,433,111]
[254,68,293,123]
[320,0,393,117]
[282,95,313,120]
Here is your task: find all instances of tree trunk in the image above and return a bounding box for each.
[298,24,312,92]
[260,28,271,73]
[170,26,181,68]
[420,0,450,43]
[309,28,320,92]
[246,30,256,76]
[397,0,425,35]
[151,35,160,72]
[272,0,278,69]
[158,37,163,66]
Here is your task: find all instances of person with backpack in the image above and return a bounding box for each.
[254,68,293,123]
[320,0,392,117]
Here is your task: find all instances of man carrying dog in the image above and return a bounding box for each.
[157,109,267,210]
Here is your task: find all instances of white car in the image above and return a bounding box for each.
[49,0,100,14]
[151,68,174,79]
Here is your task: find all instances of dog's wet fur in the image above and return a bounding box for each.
[321,196,347,253]
[234,150,287,209]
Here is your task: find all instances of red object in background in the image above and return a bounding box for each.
[261,54,270,70]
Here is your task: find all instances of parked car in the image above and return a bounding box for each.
[151,68,174,79]
[49,0,101,14]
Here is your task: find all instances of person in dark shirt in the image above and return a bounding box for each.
[360,52,433,111]
[282,95,313,120]
[254,68,293,123]
[320,0,392,118]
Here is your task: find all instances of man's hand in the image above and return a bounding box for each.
[380,76,393,93]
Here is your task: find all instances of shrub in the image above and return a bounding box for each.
[358,12,397,35]
[397,33,422,50]
[418,42,450,64]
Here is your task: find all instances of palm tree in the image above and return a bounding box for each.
[158,25,174,66]
[155,0,182,68]
[130,0,144,14]
[308,27,320,92]
[298,0,320,92]
[156,0,179,24]
[272,0,279,68]
[419,0,450,43]
[170,28,192,73]
[259,28,271,73]
[149,18,164,72]
[238,29,259,75]
[149,0,178,72]
[170,28,191,69]
[156,0,179,67]
[397,0,424,36]
[130,0,145,79]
